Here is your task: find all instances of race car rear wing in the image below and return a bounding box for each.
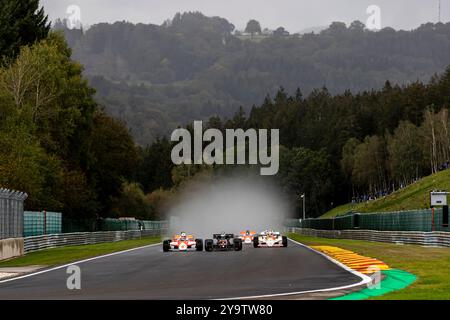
[259,232,281,236]
[213,234,234,239]
[240,231,256,235]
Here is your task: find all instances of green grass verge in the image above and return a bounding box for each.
[331,269,417,300]
[0,237,161,268]
[321,169,450,218]
[289,233,450,299]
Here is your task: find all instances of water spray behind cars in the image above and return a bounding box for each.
[166,175,290,240]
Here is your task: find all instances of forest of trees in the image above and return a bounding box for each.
[56,12,450,144]
[0,0,160,226]
[135,68,450,218]
[3,3,450,222]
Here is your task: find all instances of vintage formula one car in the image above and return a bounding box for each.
[163,232,203,252]
[205,233,243,251]
[253,230,288,248]
[240,230,257,244]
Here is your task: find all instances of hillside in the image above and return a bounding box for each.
[320,169,450,218]
[55,12,450,144]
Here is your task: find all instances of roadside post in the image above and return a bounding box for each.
[430,191,450,230]
[299,193,306,220]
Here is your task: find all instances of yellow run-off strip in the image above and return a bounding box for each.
[311,246,390,274]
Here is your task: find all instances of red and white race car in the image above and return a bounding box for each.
[163,232,203,252]
[239,230,256,244]
[253,230,288,248]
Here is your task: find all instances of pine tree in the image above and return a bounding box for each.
[0,0,50,61]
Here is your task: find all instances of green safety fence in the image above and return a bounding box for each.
[291,208,450,232]
[24,211,62,237]
[62,218,97,233]
[99,218,140,231]
[98,218,168,231]
[142,220,167,230]
[61,217,168,233]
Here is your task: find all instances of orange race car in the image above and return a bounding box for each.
[163,232,203,252]
[240,230,256,244]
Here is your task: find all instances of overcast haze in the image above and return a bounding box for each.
[41,0,449,32]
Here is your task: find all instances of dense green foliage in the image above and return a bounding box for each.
[239,71,450,216]
[137,67,450,218]
[58,12,450,144]
[0,17,148,220]
[0,0,50,61]
[4,6,450,221]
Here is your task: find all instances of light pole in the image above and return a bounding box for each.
[300,194,306,220]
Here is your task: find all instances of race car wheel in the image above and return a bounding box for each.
[196,239,203,251]
[205,239,214,252]
[234,239,243,251]
[282,236,288,247]
[163,240,171,252]
[253,237,259,248]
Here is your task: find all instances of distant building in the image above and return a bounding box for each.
[262,28,273,36]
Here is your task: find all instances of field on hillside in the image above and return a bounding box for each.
[321,169,450,218]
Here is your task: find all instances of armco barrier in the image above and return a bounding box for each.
[290,228,450,247]
[23,230,163,253]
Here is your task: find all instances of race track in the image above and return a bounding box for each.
[0,240,364,299]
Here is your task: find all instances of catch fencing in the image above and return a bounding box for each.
[287,208,450,233]
[99,218,167,231]
[23,213,167,236]
[0,188,28,240]
[24,211,62,237]
[24,229,164,253]
[63,218,168,233]
[290,228,450,247]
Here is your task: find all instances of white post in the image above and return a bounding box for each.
[300,194,306,220]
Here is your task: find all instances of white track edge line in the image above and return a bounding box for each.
[1,238,372,299]
[218,238,372,300]
[0,242,161,284]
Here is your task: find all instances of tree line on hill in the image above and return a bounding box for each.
[0,0,161,226]
[137,68,450,218]
[3,3,450,221]
[56,12,450,145]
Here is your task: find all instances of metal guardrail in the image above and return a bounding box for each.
[290,228,450,247]
[24,230,164,253]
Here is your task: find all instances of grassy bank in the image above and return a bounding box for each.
[289,233,450,299]
[0,237,161,268]
[321,169,450,218]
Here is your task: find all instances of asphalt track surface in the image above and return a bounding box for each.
[0,240,363,300]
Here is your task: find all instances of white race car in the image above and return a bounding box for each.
[163,232,203,252]
[253,230,288,248]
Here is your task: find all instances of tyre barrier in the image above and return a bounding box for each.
[24,230,164,253]
[290,228,450,247]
